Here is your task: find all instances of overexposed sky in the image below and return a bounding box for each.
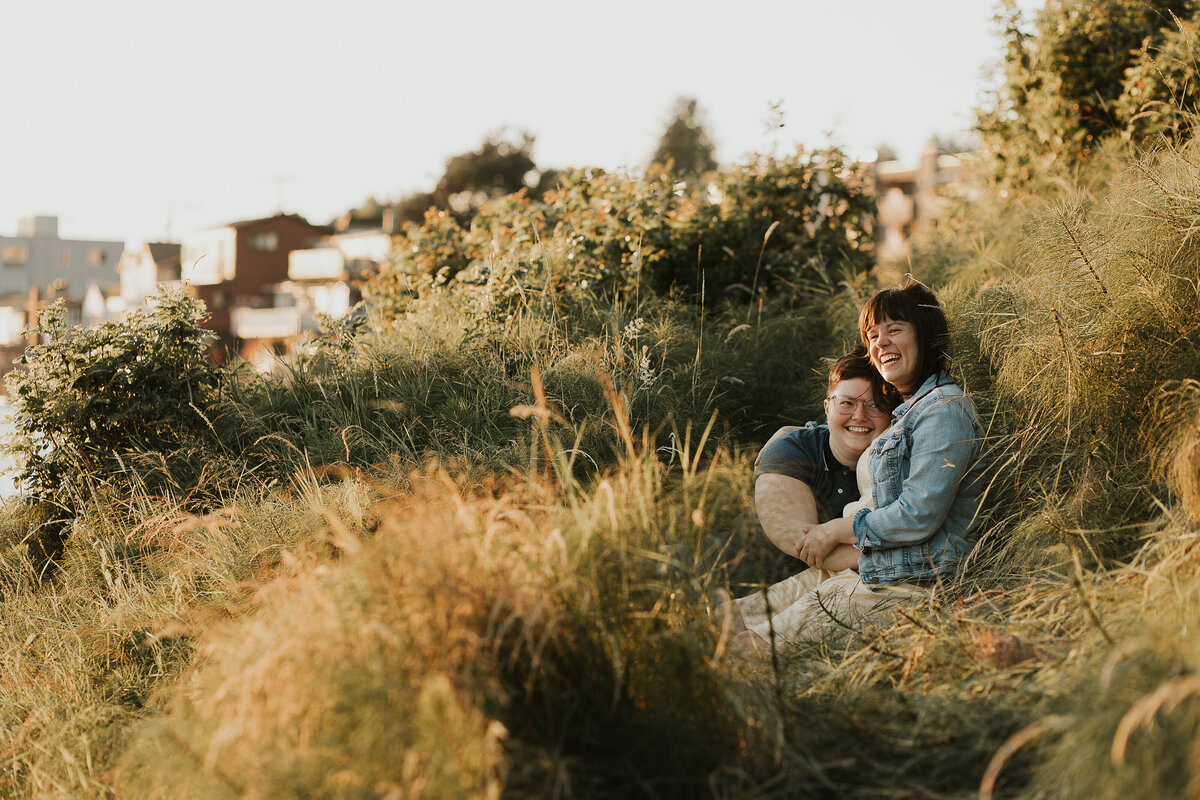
[0,0,1039,243]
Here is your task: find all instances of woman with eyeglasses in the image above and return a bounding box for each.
[752,348,896,572]
[728,280,987,652]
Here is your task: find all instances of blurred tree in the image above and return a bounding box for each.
[336,195,388,230]
[390,190,438,227]
[873,143,899,162]
[1117,12,1200,144]
[931,134,975,155]
[651,96,718,178]
[433,132,539,220]
[975,0,1194,191]
[344,132,547,229]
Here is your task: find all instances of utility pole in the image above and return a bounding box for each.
[266,174,294,214]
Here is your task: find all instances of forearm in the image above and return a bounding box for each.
[821,543,861,572]
[754,474,819,558]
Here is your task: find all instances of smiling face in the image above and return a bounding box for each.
[824,377,890,468]
[865,316,921,396]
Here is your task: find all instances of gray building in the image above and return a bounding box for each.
[0,215,123,299]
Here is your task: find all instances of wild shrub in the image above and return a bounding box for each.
[217,283,853,490]
[1149,379,1200,518]
[975,0,1195,193]
[0,460,350,799]
[6,288,227,521]
[365,147,875,323]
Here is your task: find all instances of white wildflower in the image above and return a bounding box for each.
[638,345,655,389]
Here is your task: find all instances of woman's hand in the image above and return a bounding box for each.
[796,517,856,569]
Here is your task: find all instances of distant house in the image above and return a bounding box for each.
[284,227,389,318]
[0,215,123,305]
[180,213,329,359]
[233,227,391,370]
[873,143,968,263]
[117,240,182,310]
[0,297,29,376]
[0,215,125,375]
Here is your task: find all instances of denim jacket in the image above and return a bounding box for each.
[852,371,986,586]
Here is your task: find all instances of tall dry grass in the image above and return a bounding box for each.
[897,136,1200,798]
[103,438,798,799]
[8,112,1200,800]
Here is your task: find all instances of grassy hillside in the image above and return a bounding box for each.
[1,135,1200,798]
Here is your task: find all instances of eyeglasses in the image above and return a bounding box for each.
[827,395,888,417]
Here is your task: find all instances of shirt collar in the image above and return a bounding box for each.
[821,428,852,473]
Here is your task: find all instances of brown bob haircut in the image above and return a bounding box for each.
[857,280,948,390]
[827,346,899,416]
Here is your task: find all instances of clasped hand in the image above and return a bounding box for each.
[793,517,855,569]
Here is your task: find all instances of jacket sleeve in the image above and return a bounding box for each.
[852,397,979,552]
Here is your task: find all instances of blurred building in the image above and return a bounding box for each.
[180,213,329,360]
[874,143,968,263]
[0,216,125,379]
[233,227,391,370]
[0,215,123,313]
[117,240,182,310]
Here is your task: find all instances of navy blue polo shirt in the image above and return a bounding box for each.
[753,422,859,519]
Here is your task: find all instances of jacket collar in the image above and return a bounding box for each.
[892,370,951,419]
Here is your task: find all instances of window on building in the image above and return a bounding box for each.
[2,244,28,265]
[88,248,108,266]
[247,232,279,252]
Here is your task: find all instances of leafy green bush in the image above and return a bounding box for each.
[6,288,224,515]
[975,0,1194,193]
[365,147,875,323]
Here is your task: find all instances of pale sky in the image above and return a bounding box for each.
[0,0,1039,244]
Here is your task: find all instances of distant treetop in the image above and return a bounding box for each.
[651,96,718,179]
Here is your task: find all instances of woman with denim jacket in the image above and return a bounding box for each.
[797,280,987,584]
[729,281,986,652]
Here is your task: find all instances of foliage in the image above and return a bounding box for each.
[17,24,1200,794]
[975,0,1195,191]
[378,132,556,228]
[1116,11,1200,144]
[211,287,853,488]
[365,146,875,318]
[943,144,1200,566]
[688,148,875,303]
[651,95,718,178]
[434,131,542,220]
[882,132,1200,797]
[5,288,224,515]
[108,456,776,799]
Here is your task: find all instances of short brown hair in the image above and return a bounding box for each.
[858,280,948,388]
[827,346,899,415]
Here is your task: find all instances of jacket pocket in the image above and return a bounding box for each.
[871,430,907,503]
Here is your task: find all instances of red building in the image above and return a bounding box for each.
[180,214,329,360]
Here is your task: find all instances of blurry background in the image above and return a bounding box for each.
[0,0,1037,242]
